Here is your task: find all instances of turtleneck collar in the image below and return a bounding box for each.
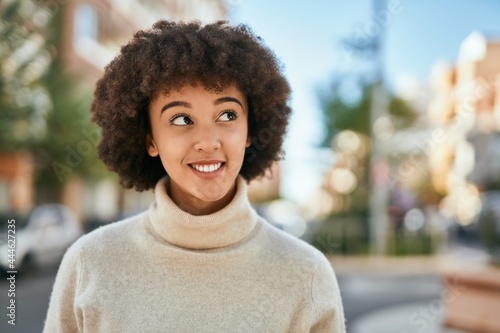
[148,176,259,250]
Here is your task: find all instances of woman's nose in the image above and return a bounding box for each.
[193,126,221,152]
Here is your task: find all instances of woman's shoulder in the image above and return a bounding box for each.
[257,218,328,269]
[70,211,148,253]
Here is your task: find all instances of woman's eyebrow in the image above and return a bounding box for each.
[214,97,243,108]
[161,101,191,113]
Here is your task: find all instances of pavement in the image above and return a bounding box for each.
[348,302,468,333]
[328,246,491,333]
[328,247,491,276]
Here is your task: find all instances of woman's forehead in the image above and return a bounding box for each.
[154,81,245,100]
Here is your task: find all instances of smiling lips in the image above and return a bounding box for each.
[190,162,223,173]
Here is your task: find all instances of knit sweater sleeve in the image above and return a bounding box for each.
[310,254,346,332]
[43,241,83,333]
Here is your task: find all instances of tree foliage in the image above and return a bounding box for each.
[0,0,52,150]
[1,0,106,200]
[320,76,418,147]
[316,74,419,221]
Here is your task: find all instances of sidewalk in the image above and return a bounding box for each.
[349,302,468,333]
[327,246,490,276]
[328,255,453,275]
[326,249,491,333]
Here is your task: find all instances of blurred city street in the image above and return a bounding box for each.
[334,247,486,333]
[1,0,500,332]
[0,245,487,333]
[0,258,448,333]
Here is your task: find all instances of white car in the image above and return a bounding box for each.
[0,204,83,273]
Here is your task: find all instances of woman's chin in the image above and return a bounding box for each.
[192,182,236,211]
[195,191,228,203]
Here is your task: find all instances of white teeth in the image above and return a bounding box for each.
[192,163,222,173]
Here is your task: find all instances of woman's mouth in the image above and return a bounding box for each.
[189,162,223,173]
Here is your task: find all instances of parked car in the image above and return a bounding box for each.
[478,190,500,264]
[0,204,83,274]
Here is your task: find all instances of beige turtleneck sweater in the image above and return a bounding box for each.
[43,176,345,332]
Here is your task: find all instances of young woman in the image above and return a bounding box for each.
[43,20,345,332]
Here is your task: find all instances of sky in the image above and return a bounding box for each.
[226,0,500,203]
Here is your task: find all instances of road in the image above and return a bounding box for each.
[338,273,443,323]
[337,273,468,333]
[1,267,57,333]
[0,263,452,333]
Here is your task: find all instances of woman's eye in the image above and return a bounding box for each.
[218,111,237,122]
[170,114,193,126]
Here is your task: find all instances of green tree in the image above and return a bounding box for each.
[320,76,418,147]
[1,0,106,202]
[34,60,105,201]
[0,0,51,150]
[319,76,418,209]
[312,75,419,254]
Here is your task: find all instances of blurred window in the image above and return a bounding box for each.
[73,3,98,42]
[0,181,7,211]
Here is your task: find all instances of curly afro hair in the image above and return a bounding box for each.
[91,20,291,191]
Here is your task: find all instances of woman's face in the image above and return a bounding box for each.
[147,84,250,215]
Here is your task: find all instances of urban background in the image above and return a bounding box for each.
[1,0,500,332]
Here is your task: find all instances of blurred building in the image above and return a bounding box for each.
[63,0,228,85]
[0,153,33,213]
[390,74,435,189]
[428,31,500,226]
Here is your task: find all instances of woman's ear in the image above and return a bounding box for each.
[146,133,159,157]
[246,136,251,148]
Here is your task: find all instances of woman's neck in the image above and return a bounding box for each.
[168,180,237,216]
[148,176,259,249]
